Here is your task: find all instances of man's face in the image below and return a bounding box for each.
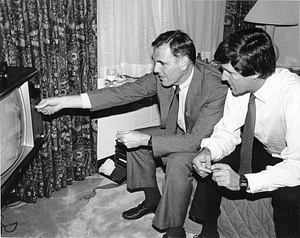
[221,63,254,96]
[152,44,184,87]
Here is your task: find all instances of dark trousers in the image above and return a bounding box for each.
[126,126,196,230]
[189,138,300,238]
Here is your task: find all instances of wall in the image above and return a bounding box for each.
[275,1,300,68]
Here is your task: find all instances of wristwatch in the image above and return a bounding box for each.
[239,174,248,190]
[148,136,152,147]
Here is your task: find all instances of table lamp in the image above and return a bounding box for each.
[244,0,298,60]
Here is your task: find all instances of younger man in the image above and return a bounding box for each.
[191,28,300,238]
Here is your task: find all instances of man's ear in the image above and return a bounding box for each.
[250,73,260,80]
[180,56,189,70]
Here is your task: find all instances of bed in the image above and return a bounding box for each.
[218,195,275,238]
[184,179,276,238]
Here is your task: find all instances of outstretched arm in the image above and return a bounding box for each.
[35,95,84,115]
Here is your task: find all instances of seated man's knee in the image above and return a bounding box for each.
[164,152,195,175]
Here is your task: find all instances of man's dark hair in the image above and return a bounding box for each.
[152,30,196,64]
[214,28,276,79]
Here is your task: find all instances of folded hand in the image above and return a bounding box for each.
[116,130,150,149]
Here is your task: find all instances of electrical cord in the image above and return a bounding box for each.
[1,214,18,234]
[1,202,21,234]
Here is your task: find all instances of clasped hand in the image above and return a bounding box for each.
[193,148,240,191]
[116,130,150,149]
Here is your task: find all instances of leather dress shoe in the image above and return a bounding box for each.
[162,234,186,238]
[122,201,157,220]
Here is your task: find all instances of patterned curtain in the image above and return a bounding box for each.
[0,0,98,202]
[224,0,257,39]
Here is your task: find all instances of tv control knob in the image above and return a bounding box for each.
[29,81,41,100]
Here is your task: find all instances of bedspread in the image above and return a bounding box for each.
[184,179,276,238]
[218,196,276,238]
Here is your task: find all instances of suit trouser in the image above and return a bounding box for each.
[126,126,198,231]
[189,138,300,238]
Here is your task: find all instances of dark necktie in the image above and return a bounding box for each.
[239,93,256,174]
[166,86,180,135]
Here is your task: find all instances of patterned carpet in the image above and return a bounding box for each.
[1,168,201,238]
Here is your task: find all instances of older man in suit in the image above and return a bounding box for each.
[36,30,228,238]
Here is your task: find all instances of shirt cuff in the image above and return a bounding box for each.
[244,172,274,193]
[200,139,221,161]
[80,93,92,109]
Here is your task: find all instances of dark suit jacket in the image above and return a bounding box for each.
[87,60,228,158]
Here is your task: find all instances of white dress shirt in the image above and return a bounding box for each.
[201,68,300,193]
[177,67,194,132]
[81,93,92,108]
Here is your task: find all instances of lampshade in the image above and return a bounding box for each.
[244,0,298,26]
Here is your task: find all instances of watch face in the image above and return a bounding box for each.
[240,181,247,187]
[239,175,248,189]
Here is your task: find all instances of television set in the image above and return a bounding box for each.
[0,66,44,206]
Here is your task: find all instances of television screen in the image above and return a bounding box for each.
[0,89,24,175]
[0,82,34,192]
